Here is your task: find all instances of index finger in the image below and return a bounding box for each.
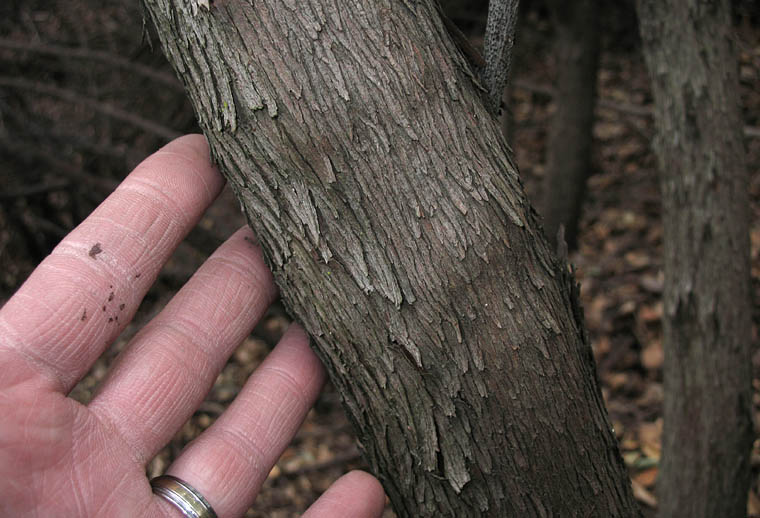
[0,134,225,394]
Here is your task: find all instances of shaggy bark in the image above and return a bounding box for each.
[637,1,753,517]
[143,1,639,516]
[540,0,600,250]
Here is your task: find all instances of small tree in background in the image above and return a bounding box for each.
[540,0,600,250]
[637,0,753,516]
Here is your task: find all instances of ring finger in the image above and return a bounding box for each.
[155,325,327,518]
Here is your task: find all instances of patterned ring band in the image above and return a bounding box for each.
[151,475,218,518]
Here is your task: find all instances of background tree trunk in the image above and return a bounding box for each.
[540,0,600,251]
[636,1,753,517]
[143,1,640,516]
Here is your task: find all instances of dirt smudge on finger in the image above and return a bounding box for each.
[88,243,102,258]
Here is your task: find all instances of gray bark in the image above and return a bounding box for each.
[143,1,640,516]
[483,0,519,114]
[540,0,600,251]
[637,1,753,517]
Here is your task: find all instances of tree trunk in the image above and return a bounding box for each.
[636,1,753,517]
[540,0,600,251]
[142,1,639,516]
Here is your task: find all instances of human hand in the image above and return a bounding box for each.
[0,135,386,518]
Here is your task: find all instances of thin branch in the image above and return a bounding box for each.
[0,181,71,200]
[744,125,760,139]
[22,211,69,239]
[596,98,654,118]
[295,422,354,442]
[0,37,183,90]
[269,448,363,481]
[0,97,136,164]
[512,79,760,138]
[511,78,554,97]
[439,11,486,70]
[0,137,119,195]
[0,77,181,141]
[483,0,520,114]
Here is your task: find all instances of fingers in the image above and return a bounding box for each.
[89,227,277,465]
[302,471,386,518]
[0,135,223,394]
[155,325,326,518]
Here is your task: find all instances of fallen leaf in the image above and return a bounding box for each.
[267,464,281,479]
[638,302,663,323]
[641,340,664,370]
[639,272,664,293]
[604,372,629,391]
[633,467,658,488]
[592,336,611,359]
[751,228,760,260]
[631,479,658,508]
[623,451,641,466]
[631,456,659,470]
[624,250,650,269]
[621,436,639,452]
[638,419,662,460]
[587,295,611,330]
[618,139,645,160]
[619,300,637,315]
[636,382,664,408]
[594,121,626,140]
[748,488,760,516]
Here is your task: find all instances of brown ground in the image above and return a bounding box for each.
[1,1,758,516]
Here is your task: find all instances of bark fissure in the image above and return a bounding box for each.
[144,1,640,515]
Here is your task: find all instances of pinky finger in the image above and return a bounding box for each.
[302,471,386,518]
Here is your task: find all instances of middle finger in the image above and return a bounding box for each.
[89,226,276,465]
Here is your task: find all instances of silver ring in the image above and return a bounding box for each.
[151,475,218,518]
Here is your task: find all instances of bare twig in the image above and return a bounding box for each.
[0,181,71,200]
[512,78,760,138]
[0,137,119,195]
[0,97,135,164]
[270,448,363,480]
[512,78,554,97]
[0,37,183,90]
[0,77,181,141]
[483,0,520,114]
[596,98,654,118]
[196,401,226,416]
[745,126,760,139]
[295,422,354,442]
[22,212,68,239]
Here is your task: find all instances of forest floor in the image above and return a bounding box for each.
[1,3,759,517]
